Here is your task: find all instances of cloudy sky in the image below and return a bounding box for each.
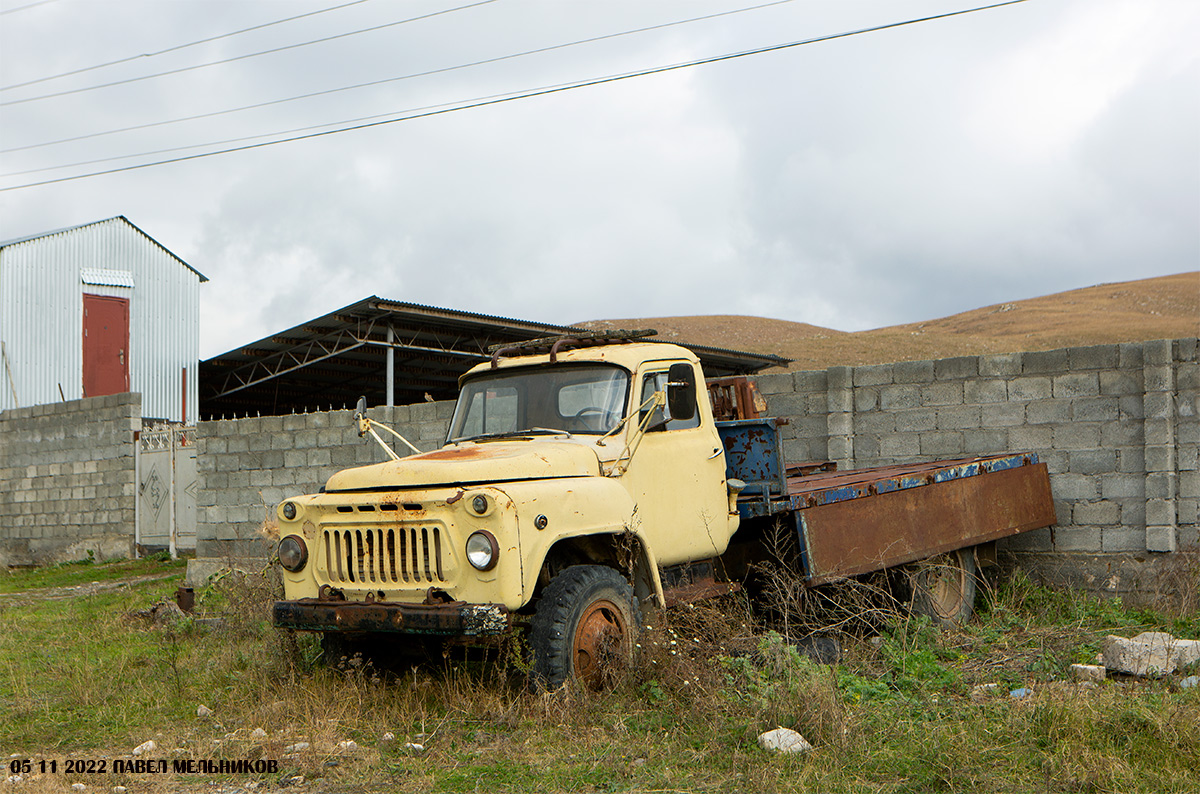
[1,0,1196,358]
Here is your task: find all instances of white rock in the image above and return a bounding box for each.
[250,728,267,740]
[1180,676,1199,689]
[113,788,128,794]
[757,727,813,754]
[196,704,213,718]
[1070,664,1106,683]
[403,743,425,753]
[71,785,86,792]
[131,740,156,756]
[381,732,395,742]
[5,775,22,785]
[283,742,310,753]
[337,740,358,752]
[1102,633,1176,676]
[1174,639,1200,668]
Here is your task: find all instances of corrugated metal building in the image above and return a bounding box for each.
[0,216,207,422]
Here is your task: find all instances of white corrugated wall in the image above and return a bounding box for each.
[0,217,202,421]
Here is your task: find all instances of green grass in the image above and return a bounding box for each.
[0,562,1197,792]
[0,552,186,593]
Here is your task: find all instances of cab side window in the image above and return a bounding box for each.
[639,370,700,431]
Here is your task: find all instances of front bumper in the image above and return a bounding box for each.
[273,599,511,637]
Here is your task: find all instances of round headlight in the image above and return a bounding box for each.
[280,501,298,521]
[465,531,498,571]
[470,494,489,515]
[278,535,308,572]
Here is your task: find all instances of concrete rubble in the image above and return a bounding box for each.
[1069,664,1106,683]
[757,727,813,754]
[1100,632,1200,677]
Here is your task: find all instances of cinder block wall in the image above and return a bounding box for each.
[189,337,1198,597]
[195,401,455,560]
[0,393,141,566]
[757,338,1198,595]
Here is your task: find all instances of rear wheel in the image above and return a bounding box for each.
[529,565,639,690]
[909,548,977,627]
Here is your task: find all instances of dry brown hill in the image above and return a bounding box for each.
[582,272,1198,372]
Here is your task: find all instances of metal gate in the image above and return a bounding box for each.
[136,425,197,555]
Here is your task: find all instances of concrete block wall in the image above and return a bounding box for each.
[195,401,455,559]
[185,337,1197,597]
[758,338,1198,594]
[0,393,141,566]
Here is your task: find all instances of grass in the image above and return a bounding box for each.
[0,558,1198,793]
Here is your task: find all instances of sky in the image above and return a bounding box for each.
[1,0,1196,358]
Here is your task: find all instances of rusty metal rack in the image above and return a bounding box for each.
[488,329,658,366]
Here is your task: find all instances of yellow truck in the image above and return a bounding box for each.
[272,332,1055,687]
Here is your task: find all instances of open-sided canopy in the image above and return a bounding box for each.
[199,297,789,418]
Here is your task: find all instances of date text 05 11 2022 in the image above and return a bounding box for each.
[8,759,280,775]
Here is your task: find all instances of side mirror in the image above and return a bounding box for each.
[666,363,696,422]
[354,396,368,437]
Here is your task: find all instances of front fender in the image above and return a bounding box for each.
[498,476,638,602]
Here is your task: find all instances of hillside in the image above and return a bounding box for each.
[583,272,1198,371]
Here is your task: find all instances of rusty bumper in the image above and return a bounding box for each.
[273,599,511,636]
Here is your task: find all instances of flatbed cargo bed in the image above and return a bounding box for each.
[718,419,1057,584]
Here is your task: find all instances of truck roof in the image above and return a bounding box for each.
[462,339,700,383]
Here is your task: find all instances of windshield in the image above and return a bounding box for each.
[448,364,630,441]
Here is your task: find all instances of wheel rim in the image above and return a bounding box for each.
[925,554,966,618]
[572,598,629,687]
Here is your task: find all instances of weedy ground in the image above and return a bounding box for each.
[1,555,1198,793]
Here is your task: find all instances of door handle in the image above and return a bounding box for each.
[707,448,722,460]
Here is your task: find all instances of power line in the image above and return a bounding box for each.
[0,0,57,15]
[0,0,377,91]
[0,0,1031,193]
[1,0,794,154]
[0,0,498,105]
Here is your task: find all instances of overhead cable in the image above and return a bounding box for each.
[1,0,793,154]
[0,0,57,15]
[1,0,498,105]
[0,0,1031,192]
[0,0,378,91]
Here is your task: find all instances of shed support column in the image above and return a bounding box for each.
[386,326,395,408]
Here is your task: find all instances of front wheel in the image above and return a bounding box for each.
[909,548,977,627]
[529,565,639,690]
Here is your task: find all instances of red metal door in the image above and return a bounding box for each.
[82,294,129,397]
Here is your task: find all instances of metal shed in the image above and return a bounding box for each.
[199,296,789,418]
[0,216,207,422]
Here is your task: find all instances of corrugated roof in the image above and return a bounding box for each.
[0,215,208,282]
[199,296,788,418]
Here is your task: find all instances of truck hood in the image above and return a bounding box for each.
[324,440,602,491]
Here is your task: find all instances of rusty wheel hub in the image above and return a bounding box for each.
[572,598,629,687]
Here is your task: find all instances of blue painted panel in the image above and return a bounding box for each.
[716,418,787,496]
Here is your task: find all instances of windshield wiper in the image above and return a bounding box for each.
[454,427,573,443]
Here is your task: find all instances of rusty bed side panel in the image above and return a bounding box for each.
[800,462,1056,584]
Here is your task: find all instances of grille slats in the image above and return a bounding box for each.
[322,526,446,585]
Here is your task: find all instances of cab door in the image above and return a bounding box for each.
[619,360,734,566]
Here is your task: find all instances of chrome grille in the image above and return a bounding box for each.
[322,526,445,585]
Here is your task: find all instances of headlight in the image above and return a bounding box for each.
[465,531,499,571]
[280,501,298,521]
[278,535,308,572]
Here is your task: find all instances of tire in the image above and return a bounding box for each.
[529,565,640,691]
[909,548,977,627]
